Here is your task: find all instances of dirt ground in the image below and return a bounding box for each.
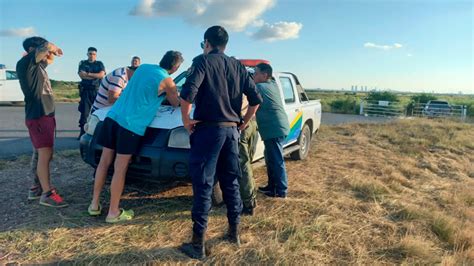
[1,119,473,264]
[0,150,197,233]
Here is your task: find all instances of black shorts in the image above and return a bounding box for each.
[97,117,141,155]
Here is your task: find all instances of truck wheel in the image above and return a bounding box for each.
[212,182,224,206]
[290,124,311,160]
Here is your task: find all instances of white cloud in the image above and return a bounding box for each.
[0,27,36,37]
[130,0,276,31]
[129,0,155,17]
[251,19,265,28]
[364,42,403,51]
[251,21,303,42]
[407,53,413,57]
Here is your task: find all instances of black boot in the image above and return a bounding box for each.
[77,127,85,140]
[180,232,205,259]
[241,199,256,216]
[225,224,241,246]
[241,206,254,216]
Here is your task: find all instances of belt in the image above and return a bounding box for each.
[195,121,238,128]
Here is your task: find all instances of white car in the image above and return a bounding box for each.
[0,65,24,104]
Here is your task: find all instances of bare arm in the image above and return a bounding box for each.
[180,99,199,134]
[239,104,259,131]
[35,42,63,65]
[159,77,180,107]
[108,90,121,104]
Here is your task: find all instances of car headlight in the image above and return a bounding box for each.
[168,127,190,149]
[85,114,100,135]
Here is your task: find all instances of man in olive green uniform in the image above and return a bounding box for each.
[238,96,258,215]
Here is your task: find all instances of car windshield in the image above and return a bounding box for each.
[428,101,450,109]
[6,70,18,80]
[430,101,449,105]
[160,71,188,106]
[174,71,188,92]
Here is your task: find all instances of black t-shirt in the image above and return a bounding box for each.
[16,52,55,120]
[180,50,262,123]
[78,60,105,88]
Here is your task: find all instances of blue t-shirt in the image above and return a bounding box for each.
[107,64,169,136]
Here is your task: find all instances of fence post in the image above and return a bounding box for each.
[360,101,364,115]
[462,105,467,121]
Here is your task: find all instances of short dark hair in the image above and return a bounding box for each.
[256,63,273,78]
[88,47,97,52]
[22,36,47,52]
[204,25,229,48]
[159,51,184,70]
[132,56,140,61]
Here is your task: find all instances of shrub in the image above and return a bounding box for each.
[366,91,399,102]
[329,97,357,114]
[406,93,438,116]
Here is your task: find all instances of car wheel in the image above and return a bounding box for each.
[290,124,311,160]
[212,182,224,206]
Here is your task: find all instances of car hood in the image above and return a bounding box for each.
[92,105,194,130]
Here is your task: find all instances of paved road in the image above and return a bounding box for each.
[0,103,80,159]
[0,103,393,158]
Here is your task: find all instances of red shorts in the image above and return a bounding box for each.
[25,116,56,149]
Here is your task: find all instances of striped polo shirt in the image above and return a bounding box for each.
[91,67,129,112]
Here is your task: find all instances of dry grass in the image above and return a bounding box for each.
[0,118,473,264]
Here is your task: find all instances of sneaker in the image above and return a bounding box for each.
[258,185,273,194]
[39,189,68,208]
[262,190,286,198]
[28,185,42,200]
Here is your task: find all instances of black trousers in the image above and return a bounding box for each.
[189,126,243,236]
[78,86,97,129]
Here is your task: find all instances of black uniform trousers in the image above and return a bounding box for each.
[189,125,243,236]
[78,85,97,130]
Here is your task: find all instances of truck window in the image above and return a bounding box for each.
[279,77,295,103]
[173,71,188,92]
[6,71,18,80]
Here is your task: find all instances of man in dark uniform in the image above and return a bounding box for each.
[77,47,105,138]
[179,25,262,259]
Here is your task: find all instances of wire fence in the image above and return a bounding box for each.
[360,101,468,121]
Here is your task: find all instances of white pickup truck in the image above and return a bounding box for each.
[0,65,24,104]
[80,60,322,182]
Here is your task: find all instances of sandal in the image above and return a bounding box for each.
[88,203,102,216]
[105,209,134,223]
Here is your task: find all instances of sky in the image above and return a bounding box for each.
[0,0,473,94]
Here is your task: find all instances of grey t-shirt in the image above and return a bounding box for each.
[16,51,55,120]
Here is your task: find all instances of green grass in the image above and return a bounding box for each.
[51,80,79,102]
[307,90,474,117]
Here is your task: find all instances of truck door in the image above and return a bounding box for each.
[277,74,302,145]
[0,69,5,101]
[0,70,23,102]
[3,69,24,102]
